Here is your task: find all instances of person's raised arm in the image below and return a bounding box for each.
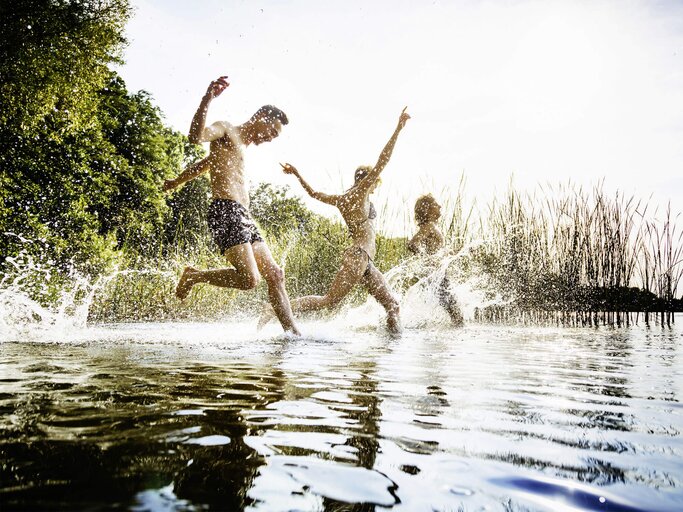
[281,163,339,206]
[163,157,210,192]
[188,76,230,144]
[356,107,410,193]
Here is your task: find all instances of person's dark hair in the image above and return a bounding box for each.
[253,105,289,125]
[414,194,440,226]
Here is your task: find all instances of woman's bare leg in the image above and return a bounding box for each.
[361,263,401,335]
[291,248,368,313]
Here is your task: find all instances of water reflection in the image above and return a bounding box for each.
[0,321,682,511]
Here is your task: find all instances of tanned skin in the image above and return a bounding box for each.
[164,76,300,335]
[408,195,464,326]
[261,108,410,335]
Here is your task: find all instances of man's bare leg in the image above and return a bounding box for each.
[175,244,260,300]
[361,264,402,335]
[252,242,300,335]
[437,277,464,327]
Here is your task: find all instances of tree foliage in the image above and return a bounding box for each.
[0,0,201,272]
[249,183,315,239]
[0,0,128,134]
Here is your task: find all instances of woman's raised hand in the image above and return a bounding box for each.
[398,106,411,129]
[280,162,298,175]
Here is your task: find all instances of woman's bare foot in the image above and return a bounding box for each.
[175,266,198,300]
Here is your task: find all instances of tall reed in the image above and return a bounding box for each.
[472,182,681,325]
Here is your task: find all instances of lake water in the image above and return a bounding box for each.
[1,318,682,511]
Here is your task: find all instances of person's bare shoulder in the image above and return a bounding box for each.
[202,121,229,142]
[424,223,442,238]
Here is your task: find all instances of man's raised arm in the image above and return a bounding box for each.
[188,76,229,144]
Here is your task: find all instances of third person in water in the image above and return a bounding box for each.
[408,194,464,327]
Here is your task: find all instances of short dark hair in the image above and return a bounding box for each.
[252,105,289,125]
[415,194,440,226]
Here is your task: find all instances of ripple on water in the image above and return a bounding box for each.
[0,321,682,511]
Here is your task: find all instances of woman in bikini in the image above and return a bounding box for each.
[407,194,464,326]
[264,108,410,334]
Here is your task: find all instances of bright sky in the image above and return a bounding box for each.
[118,0,683,236]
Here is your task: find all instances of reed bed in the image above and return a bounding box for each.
[472,183,682,326]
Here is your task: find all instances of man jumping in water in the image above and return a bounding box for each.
[163,76,300,335]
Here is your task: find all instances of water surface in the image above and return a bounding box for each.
[1,320,682,511]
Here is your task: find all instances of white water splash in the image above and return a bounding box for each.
[1,237,505,343]
[348,242,507,330]
[0,250,173,343]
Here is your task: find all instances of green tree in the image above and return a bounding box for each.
[96,74,196,256]
[0,0,203,272]
[0,0,129,134]
[249,183,314,239]
[0,0,131,270]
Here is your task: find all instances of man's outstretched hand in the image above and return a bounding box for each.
[162,179,177,192]
[206,76,229,99]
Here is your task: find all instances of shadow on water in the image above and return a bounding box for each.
[1,353,284,510]
[0,321,682,511]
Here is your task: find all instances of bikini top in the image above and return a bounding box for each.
[346,202,376,235]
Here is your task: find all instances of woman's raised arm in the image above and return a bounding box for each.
[281,163,339,206]
[355,107,410,193]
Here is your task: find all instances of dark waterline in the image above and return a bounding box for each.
[1,321,682,511]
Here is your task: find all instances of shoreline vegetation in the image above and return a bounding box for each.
[2,0,681,329]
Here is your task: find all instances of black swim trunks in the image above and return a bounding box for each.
[207,199,264,253]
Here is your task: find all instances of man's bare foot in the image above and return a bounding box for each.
[446,301,464,327]
[287,325,302,336]
[449,310,464,327]
[175,266,197,300]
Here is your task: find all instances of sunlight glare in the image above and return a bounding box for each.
[504,10,605,132]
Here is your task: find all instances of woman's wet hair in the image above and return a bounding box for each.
[253,105,289,125]
[354,165,373,183]
[415,194,440,226]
